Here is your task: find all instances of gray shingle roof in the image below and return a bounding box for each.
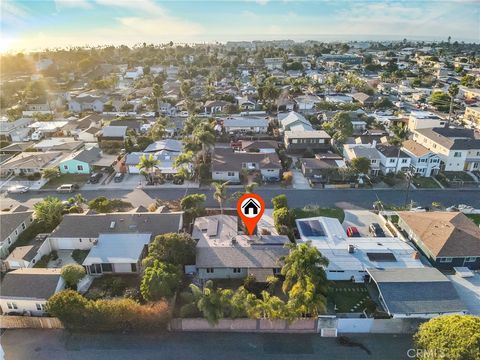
[0,211,33,241]
[50,212,182,238]
[368,268,466,315]
[0,269,61,299]
[196,245,288,268]
[212,148,281,172]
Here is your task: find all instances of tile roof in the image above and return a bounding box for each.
[398,211,480,257]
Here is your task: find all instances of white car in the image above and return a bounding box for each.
[7,185,29,193]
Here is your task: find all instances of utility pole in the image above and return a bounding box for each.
[404,165,413,208]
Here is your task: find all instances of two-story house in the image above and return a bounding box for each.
[402,140,441,177]
[376,144,411,174]
[412,127,480,171]
[284,130,331,154]
[343,143,381,176]
[408,111,446,131]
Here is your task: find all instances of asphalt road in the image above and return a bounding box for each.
[1,329,414,360]
[4,187,480,210]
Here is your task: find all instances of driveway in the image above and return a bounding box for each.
[342,210,391,237]
[291,169,310,189]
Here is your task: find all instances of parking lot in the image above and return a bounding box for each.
[342,210,392,237]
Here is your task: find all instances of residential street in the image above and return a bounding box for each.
[1,329,414,360]
[4,187,480,210]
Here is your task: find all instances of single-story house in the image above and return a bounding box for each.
[83,233,151,275]
[58,146,104,174]
[33,138,83,152]
[0,206,34,258]
[300,156,347,184]
[1,151,64,176]
[97,126,127,150]
[367,268,467,318]
[193,215,289,281]
[204,100,232,114]
[240,140,279,153]
[211,148,282,183]
[351,92,375,107]
[144,139,183,154]
[397,212,480,270]
[223,117,269,134]
[125,152,179,175]
[279,111,313,132]
[0,268,65,316]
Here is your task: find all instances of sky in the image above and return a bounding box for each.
[1,0,479,53]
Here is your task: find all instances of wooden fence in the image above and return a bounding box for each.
[0,315,63,329]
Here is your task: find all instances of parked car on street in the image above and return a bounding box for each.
[89,172,103,184]
[346,226,361,237]
[6,185,29,193]
[369,223,386,237]
[113,173,125,183]
[56,184,78,193]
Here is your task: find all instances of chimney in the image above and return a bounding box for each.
[412,251,420,260]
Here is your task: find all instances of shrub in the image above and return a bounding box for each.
[61,264,86,288]
[180,303,198,318]
[143,233,196,267]
[282,171,293,185]
[271,194,288,210]
[273,207,293,230]
[71,249,89,264]
[243,274,256,292]
[140,260,181,301]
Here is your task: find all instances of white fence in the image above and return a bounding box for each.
[317,317,425,335]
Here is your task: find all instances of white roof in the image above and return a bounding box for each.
[101,126,127,137]
[82,233,151,265]
[28,121,68,131]
[296,216,424,272]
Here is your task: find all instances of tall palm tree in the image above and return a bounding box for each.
[136,154,160,184]
[447,84,459,127]
[212,181,229,214]
[152,84,164,114]
[193,124,216,164]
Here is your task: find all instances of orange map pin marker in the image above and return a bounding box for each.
[237,193,265,235]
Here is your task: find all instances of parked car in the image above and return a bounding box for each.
[446,206,459,212]
[369,223,386,237]
[6,185,30,194]
[346,226,361,237]
[56,184,78,193]
[113,173,125,183]
[89,172,103,184]
[410,206,428,212]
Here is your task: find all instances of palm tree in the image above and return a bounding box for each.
[447,84,459,127]
[152,84,164,114]
[193,124,216,164]
[281,242,329,316]
[212,181,229,214]
[190,281,223,325]
[136,154,160,184]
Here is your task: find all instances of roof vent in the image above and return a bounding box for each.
[110,221,115,229]
[348,244,355,253]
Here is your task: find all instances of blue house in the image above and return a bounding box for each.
[58,146,102,174]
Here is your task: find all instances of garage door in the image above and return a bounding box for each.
[53,238,75,250]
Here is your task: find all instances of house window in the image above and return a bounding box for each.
[131,263,137,272]
[36,304,42,311]
[273,268,281,275]
[63,165,68,170]
[227,172,235,177]
[454,152,461,158]
[22,223,26,230]
[7,237,11,244]
[233,268,241,273]
[371,160,377,164]
[206,268,214,273]
[439,257,452,263]
[101,263,113,272]
[389,159,395,163]
[401,159,408,163]
[465,257,476,262]
[292,139,298,144]
[7,303,18,310]
[15,230,18,235]
[77,165,84,171]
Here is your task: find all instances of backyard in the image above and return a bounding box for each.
[85,275,140,300]
[466,214,480,226]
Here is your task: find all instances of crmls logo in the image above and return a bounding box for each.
[407,348,446,359]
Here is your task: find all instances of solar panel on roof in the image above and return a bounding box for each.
[367,252,397,262]
[299,220,325,236]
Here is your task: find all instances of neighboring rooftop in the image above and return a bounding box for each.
[0,209,33,241]
[0,268,62,299]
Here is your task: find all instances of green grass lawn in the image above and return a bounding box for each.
[466,214,480,226]
[328,282,370,313]
[292,206,345,223]
[43,174,90,189]
[412,177,440,188]
[443,171,474,182]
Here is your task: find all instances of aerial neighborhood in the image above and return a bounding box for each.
[1,39,479,346]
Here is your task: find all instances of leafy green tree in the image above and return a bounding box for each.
[136,154,160,184]
[373,97,394,110]
[46,290,89,328]
[189,281,224,325]
[61,264,86,288]
[42,167,60,180]
[330,112,353,142]
[140,260,182,301]
[33,196,64,229]
[212,181,229,214]
[281,242,329,316]
[149,117,168,141]
[271,194,288,210]
[350,157,371,175]
[414,315,480,360]
[429,91,450,112]
[273,207,293,231]
[245,182,258,193]
[143,233,196,267]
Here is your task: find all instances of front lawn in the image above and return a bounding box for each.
[466,214,480,226]
[43,174,90,189]
[292,205,345,223]
[327,281,371,313]
[443,171,475,182]
[412,176,440,188]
